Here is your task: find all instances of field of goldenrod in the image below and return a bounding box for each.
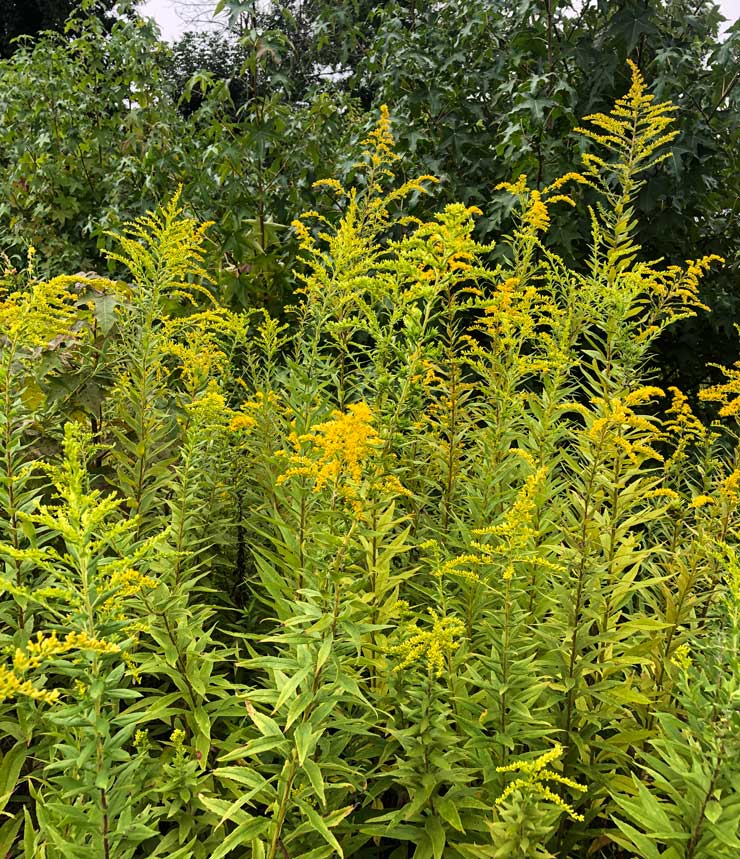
[1,63,738,859]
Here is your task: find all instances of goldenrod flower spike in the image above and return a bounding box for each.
[361,104,401,168]
[13,631,120,672]
[0,664,59,705]
[495,745,587,822]
[277,402,407,502]
[391,609,465,677]
[1,630,121,706]
[575,59,678,189]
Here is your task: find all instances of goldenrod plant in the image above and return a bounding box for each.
[1,62,739,859]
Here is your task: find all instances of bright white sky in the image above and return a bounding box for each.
[138,0,740,43]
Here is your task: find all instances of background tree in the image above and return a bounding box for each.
[0,0,123,57]
[166,30,249,116]
[0,5,358,308]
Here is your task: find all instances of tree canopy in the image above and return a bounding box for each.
[0,0,120,56]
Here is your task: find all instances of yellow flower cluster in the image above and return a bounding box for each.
[453,467,562,583]
[575,59,678,173]
[495,175,579,236]
[589,387,665,464]
[0,274,113,351]
[182,385,235,435]
[495,744,587,822]
[670,642,692,671]
[0,664,59,705]
[361,104,400,170]
[277,403,381,494]
[164,308,242,395]
[1,631,121,706]
[663,386,708,468]
[699,359,740,418]
[475,466,547,545]
[635,256,718,332]
[720,469,740,501]
[229,390,281,435]
[397,202,486,302]
[683,255,724,298]
[392,609,465,677]
[229,413,257,433]
[469,274,563,377]
[107,567,157,599]
[167,338,225,392]
[544,172,589,194]
[312,177,346,196]
[13,630,120,672]
[433,554,484,583]
[292,106,438,317]
[290,209,327,245]
[642,488,679,502]
[522,190,551,232]
[104,187,214,301]
[664,387,705,439]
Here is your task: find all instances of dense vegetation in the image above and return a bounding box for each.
[0,2,739,858]
[1,60,739,859]
[0,0,737,385]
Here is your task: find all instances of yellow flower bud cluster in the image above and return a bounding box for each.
[589,387,665,465]
[228,390,281,435]
[574,59,678,174]
[663,386,710,469]
[495,744,587,822]
[107,567,157,600]
[699,359,740,419]
[360,104,400,170]
[0,664,59,705]
[183,385,229,425]
[13,630,120,672]
[391,609,465,678]
[495,175,579,236]
[720,469,740,500]
[449,467,563,585]
[665,387,705,439]
[229,413,257,433]
[670,643,692,671]
[1,631,121,706]
[0,275,110,351]
[164,309,237,394]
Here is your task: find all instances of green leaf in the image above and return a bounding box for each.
[0,814,23,857]
[425,816,446,859]
[302,759,326,807]
[435,797,464,833]
[88,292,119,334]
[273,665,310,712]
[705,800,723,824]
[300,803,343,858]
[0,742,26,813]
[294,722,317,766]
[210,818,269,859]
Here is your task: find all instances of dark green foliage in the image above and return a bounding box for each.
[0,0,119,57]
[0,8,359,308]
[165,31,249,116]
